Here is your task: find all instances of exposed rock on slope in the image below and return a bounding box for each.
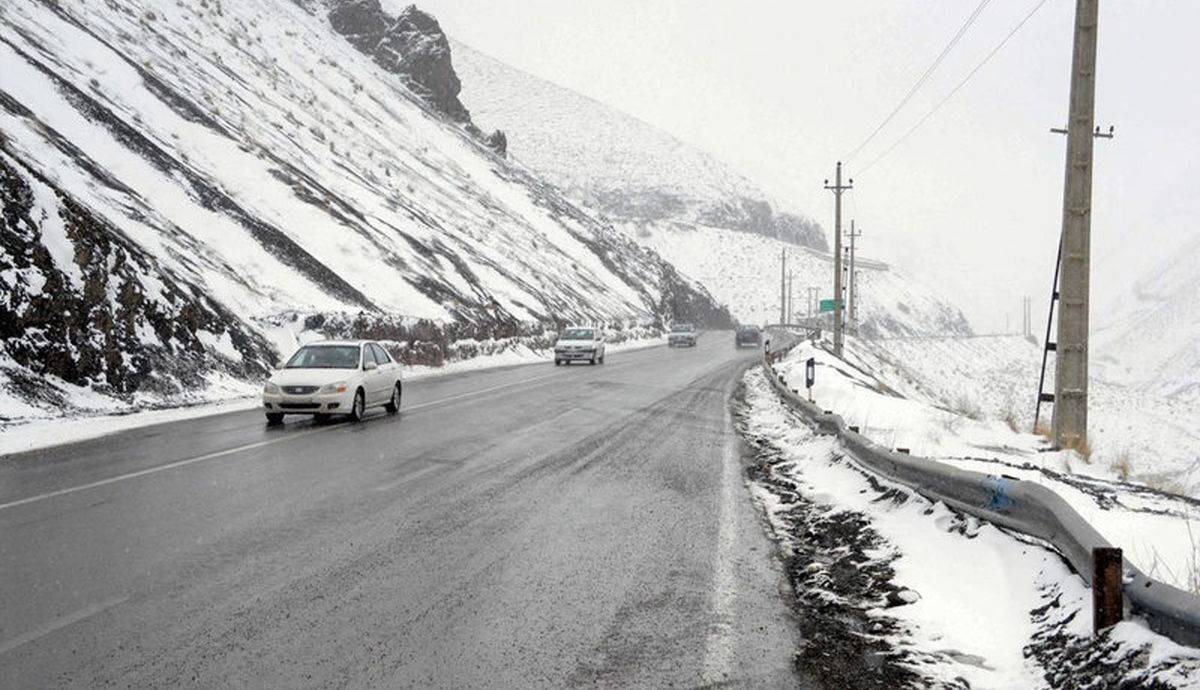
[328,1,470,123]
[452,41,828,252]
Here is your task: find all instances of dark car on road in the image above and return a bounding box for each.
[667,323,699,348]
[734,325,762,348]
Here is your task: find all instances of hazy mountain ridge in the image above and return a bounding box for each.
[451,41,828,252]
[634,223,971,337]
[0,0,728,419]
[1094,233,1200,399]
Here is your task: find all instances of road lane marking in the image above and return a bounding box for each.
[0,425,332,512]
[371,463,442,492]
[0,365,607,513]
[701,399,741,684]
[402,370,563,413]
[0,596,127,656]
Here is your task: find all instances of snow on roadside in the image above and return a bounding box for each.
[774,338,1200,595]
[738,366,1200,688]
[739,367,1050,687]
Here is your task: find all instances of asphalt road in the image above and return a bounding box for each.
[0,335,802,688]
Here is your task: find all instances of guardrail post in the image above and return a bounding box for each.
[1093,547,1123,632]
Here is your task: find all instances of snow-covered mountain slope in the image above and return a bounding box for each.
[1093,232,1200,400]
[634,223,970,337]
[0,0,728,419]
[452,41,827,252]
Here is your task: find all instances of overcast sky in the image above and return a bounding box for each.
[414,0,1200,332]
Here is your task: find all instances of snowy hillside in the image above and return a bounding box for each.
[1094,232,1200,400]
[635,223,970,337]
[0,0,728,421]
[452,41,827,251]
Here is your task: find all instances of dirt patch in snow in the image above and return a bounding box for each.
[733,383,940,689]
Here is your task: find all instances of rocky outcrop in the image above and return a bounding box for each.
[327,1,471,123]
[484,129,507,157]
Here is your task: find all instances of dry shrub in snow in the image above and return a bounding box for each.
[1109,451,1133,481]
[949,393,983,421]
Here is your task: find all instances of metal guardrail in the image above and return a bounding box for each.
[761,345,1200,648]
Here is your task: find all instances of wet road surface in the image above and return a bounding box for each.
[0,335,803,687]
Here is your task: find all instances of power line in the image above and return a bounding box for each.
[858,0,1052,177]
[844,0,993,162]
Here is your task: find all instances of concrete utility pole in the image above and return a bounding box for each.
[787,272,794,324]
[846,221,862,327]
[1052,0,1100,451]
[824,162,852,357]
[779,248,787,325]
[806,287,819,319]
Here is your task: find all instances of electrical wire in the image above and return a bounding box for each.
[844,0,994,162]
[857,0,1053,177]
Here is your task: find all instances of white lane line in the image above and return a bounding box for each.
[402,370,563,413]
[0,596,127,656]
[371,463,442,492]
[0,426,332,513]
[701,402,741,685]
[0,366,590,513]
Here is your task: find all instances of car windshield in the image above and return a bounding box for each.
[284,345,361,369]
[738,325,759,333]
[671,324,694,333]
[560,328,594,340]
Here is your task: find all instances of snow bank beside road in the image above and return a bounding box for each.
[775,338,1200,604]
[740,366,1200,687]
[738,369,1052,687]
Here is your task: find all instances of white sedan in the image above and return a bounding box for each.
[554,326,606,365]
[262,340,402,424]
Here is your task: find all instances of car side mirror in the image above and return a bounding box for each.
[364,360,378,371]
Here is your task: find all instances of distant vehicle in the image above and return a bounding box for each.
[735,324,762,348]
[262,340,401,425]
[554,326,606,365]
[668,323,699,348]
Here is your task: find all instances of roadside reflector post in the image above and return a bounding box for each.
[1093,547,1124,633]
[805,357,816,402]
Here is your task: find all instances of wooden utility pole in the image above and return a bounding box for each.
[824,162,852,357]
[779,249,787,325]
[847,221,862,327]
[1052,0,1100,450]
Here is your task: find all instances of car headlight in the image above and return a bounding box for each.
[263,381,281,395]
[320,382,348,394]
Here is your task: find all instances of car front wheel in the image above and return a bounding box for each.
[385,383,401,415]
[349,389,366,422]
[265,412,284,425]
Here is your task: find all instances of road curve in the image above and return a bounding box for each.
[0,335,802,688]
